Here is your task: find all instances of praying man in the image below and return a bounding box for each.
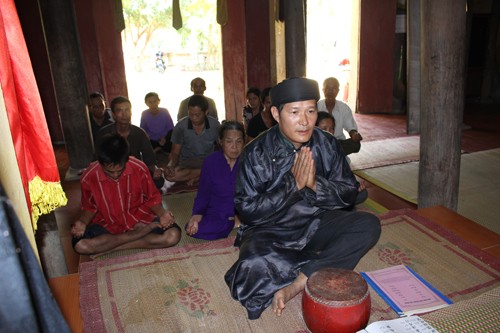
[224,77,381,320]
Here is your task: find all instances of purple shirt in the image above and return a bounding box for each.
[140,108,174,141]
[191,150,239,240]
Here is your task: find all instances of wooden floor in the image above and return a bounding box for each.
[48,105,500,332]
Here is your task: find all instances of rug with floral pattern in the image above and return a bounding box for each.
[79,209,499,333]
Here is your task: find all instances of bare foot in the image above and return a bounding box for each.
[272,273,308,316]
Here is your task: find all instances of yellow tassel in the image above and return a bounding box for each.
[28,176,68,229]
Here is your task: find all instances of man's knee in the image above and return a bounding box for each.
[73,239,93,255]
[358,212,381,244]
[164,225,181,246]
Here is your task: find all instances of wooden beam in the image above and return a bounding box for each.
[39,0,94,171]
[221,0,247,122]
[407,0,421,134]
[284,0,306,78]
[419,0,466,210]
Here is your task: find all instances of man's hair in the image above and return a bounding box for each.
[190,77,206,88]
[323,77,339,88]
[315,112,335,127]
[89,92,105,100]
[97,134,129,166]
[246,87,261,98]
[188,95,209,112]
[219,120,245,141]
[110,96,131,112]
[144,92,159,101]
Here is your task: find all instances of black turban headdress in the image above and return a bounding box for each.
[270,77,320,107]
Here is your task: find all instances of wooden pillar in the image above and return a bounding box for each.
[245,0,271,89]
[74,0,128,101]
[270,1,286,85]
[221,0,247,122]
[284,0,306,78]
[407,0,420,134]
[480,0,500,102]
[357,0,396,114]
[419,0,466,210]
[39,0,94,174]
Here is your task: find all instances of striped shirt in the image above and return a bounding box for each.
[80,157,162,234]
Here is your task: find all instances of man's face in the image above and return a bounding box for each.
[89,97,106,118]
[102,163,126,180]
[191,80,206,95]
[271,100,318,149]
[188,106,207,126]
[323,80,340,100]
[112,102,132,125]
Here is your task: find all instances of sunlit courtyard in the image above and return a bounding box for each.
[121,0,354,126]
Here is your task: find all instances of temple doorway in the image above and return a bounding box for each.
[307,0,359,111]
[121,0,225,125]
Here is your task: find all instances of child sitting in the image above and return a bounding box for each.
[140,92,174,153]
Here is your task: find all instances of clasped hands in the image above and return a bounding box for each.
[159,210,176,229]
[291,146,316,192]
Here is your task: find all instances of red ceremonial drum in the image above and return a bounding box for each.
[302,268,371,333]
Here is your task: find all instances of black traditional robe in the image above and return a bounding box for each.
[224,125,359,319]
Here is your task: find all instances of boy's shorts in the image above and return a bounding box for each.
[72,218,181,248]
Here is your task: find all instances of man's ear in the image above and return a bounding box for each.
[271,106,280,123]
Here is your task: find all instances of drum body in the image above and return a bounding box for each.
[302,268,371,333]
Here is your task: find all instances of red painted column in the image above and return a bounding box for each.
[245,0,271,89]
[357,0,396,114]
[221,0,247,122]
[73,0,128,102]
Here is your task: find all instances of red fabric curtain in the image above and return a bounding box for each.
[0,0,66,228]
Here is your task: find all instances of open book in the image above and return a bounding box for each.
[357,316,438,333]
[360,265,452,317]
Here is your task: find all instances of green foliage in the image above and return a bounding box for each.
[122,0,220,70]
[122,0,172,50]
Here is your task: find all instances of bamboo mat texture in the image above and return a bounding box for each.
[79,209,499,333]
[355,148,500,234]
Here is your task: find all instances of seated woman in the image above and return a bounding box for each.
[185,120,245,240]
[316,112,368,205]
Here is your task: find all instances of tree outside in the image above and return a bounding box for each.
[120,0,353,125]
[121,0,224,125]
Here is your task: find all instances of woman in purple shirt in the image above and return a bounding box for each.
[185,121,245,240]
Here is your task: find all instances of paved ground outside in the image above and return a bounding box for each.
[124,63,225,126]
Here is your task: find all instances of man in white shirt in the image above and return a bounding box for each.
[177,77,218,121]
[317,77,362,155]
